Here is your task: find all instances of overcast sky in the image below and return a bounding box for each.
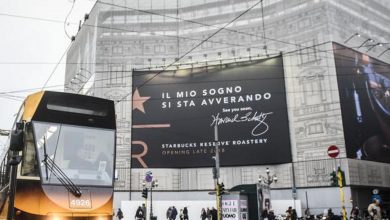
[0,0,95,147]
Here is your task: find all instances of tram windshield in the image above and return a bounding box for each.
[33,122,115,186]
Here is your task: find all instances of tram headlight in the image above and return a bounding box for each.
[95,216,110,220]
[51,216,62,220]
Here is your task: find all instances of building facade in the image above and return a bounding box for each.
[65,0,390,215]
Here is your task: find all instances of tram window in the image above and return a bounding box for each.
[21,125,39,177]
[61,128,114,185]
[34,122,114,186]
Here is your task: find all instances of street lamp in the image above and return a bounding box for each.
[143,178,158,220]
[366,43,383,52]
[258,167,277,186]
[358,38,374,48]
[378,48,390,57]
[344,33,360,44]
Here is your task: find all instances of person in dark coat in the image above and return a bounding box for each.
[291,209,298,220]
[206,208,212,220]
[201,208,207,220]
[183,207,189,220]
[286,206,293,220]
[261,209,269,220]
[135,206,145,220]
[350,206,360,220]
[171,206,178,220]
[116,208,124,220]
[327,208,339,220]
[167,207,173,220]
[211,207,217,220]
[268,210,276,220]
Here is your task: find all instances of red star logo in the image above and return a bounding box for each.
[132,88,151,114]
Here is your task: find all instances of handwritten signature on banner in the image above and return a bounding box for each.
[210,111,273,137]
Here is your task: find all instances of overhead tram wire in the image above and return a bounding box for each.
[115,0,267,105]
[96,0,305,49]
[0,2,322,56]
[1,69,387,97]
[4,67,385,98]
[1,41,389,69]
[2,41,390,96]
[0,93,25,100]
[0,35,388,95]
[0,12,386,64]
[41,43,73,90]
[1,66,388,103]
[42,0,79,90]
[0,88,376,115]
[97,0,378,60]
[64,0,76,40]
[1,40,390,73]
[0,12,70,24]
[80,24,278,53]
[0,40,389,96]
[2,12,390,66]
[2,0,390,61]
[97,0,386,60]
[0,12,283,55]
[0,96,24,102]
[0,84,65,95]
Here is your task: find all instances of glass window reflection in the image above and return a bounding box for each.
[34,122,115,186]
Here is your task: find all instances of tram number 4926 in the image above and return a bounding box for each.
[70,199,92,209]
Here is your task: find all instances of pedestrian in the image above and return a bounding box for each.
[261,209,269,220]
[291,209,298,220]
[304,208,311,220]
[180,209,184,220]
[268,210,276,220]
[286,206,292,220]
[368,199,381,220]
[167,207,172,220]
[327,208,338,220]
[116,208,124,220]
[183,207,189,220]
[135,206,145,220]
[171,206,178,220]
[206,208,212,220]
[350,206,359,220]
[211,207,217,220]
[201,208,207,220]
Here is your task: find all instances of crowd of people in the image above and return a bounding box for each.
[259,199,386,220]
[114,198,386,220]
[200,207,218,220]
[165,206,187,220]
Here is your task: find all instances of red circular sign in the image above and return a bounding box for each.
[327,145,340,158]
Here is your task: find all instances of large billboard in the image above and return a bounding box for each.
[333,43,390,163]
[131,56,291,168]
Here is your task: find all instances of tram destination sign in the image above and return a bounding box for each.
[131,56,292,168]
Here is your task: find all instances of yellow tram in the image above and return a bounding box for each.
[0,91,116,220]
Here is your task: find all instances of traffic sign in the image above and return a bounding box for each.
[327,145,340,158]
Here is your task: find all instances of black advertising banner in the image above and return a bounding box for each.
[333,43,390,163]
[132,56,291,168]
